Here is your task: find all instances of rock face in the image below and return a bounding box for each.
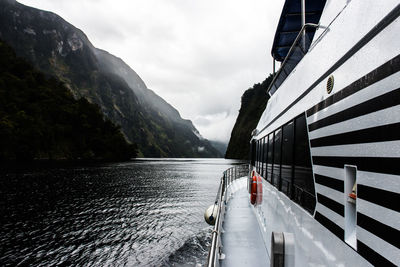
[225,75,273,159]
[0,0,221,157]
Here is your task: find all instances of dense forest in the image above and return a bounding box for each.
[0,41,137,162]
[225,75,273,159]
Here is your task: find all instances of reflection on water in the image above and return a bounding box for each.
[0,158,245,266]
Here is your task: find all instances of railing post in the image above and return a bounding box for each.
[301,0,306,50]
[223,173,226,193]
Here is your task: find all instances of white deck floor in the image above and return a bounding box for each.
[220,187,270,267]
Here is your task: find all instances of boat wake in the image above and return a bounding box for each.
[163,227,212,267]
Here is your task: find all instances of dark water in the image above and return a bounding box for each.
[0,158,244,266]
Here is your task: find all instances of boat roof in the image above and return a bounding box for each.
[271,0,327,62]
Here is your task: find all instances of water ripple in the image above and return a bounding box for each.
[0,159,244,266]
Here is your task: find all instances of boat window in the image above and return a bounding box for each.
[258,139,262,173]
[262,136,268,179]
[250,140,256,167]
[256,140,258,173]
[256,140,260,173]
[293,114,316,213]
[260,137,265,176]
[281,121,294,197]
[254,140,257,170]
[259,139,262,173]
[260,139,263,173]
[266,133,274,183]
[272,128,282,188]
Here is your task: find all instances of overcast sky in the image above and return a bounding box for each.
[19,0,284,143]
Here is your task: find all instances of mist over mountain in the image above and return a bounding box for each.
[0,0,221,157]
[209,141,228,156]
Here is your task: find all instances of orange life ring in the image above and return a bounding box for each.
[248,170,256,193]
[250,175,257,205]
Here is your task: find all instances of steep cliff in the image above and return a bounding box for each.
[225,75,273,159]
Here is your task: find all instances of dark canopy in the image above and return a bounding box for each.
[271,0,327,62]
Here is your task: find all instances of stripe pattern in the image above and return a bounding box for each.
[307,55,400,266]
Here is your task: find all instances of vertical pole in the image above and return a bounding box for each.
[301,0,306,49]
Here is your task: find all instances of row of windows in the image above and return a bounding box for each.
[250,113,316,213]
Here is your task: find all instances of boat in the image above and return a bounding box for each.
[205,0,400,266]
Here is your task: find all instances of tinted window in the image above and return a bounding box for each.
[259,138,264,177]
[255,140,258,171]
[259,138,264,178]
[281,121,294,197]
[256,140,260,172]
[293,114,316,213]
[250,140,256,166]
[259,140,262,172]
[272,129,282,188]
[262,137,268,178]
[266,133,274,183]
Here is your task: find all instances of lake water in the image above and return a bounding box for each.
[0,158,246,266]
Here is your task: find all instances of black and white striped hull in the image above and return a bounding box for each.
[308,55,400,266]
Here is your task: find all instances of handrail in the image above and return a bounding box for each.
[268,23,319,95]
[206,164,249,267]
[207,177,224,267]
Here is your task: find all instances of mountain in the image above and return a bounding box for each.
[225,75,273,159]
[0,40,137,161]
[0,0,221,158]
[209,141,228,156]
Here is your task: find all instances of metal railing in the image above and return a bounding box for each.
[223,164,249,188]
[268,23,319,96]
[206,164,249,267]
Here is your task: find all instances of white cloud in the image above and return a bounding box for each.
[194,112,237,143]
[18,0,285,142]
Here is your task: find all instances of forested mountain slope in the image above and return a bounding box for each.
[0,40,137,161]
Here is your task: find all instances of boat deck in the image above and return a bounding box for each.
[220,187,270,267]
